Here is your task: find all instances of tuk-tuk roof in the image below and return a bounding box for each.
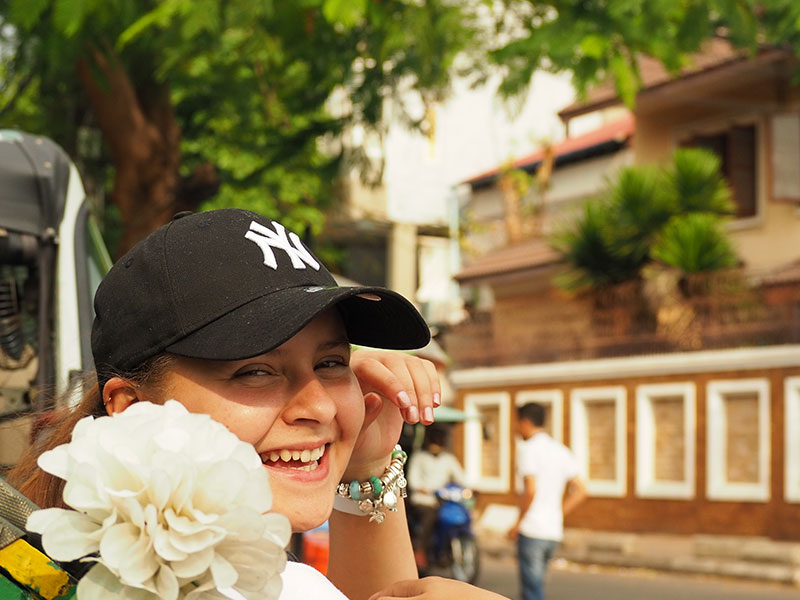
[0,130,72,236]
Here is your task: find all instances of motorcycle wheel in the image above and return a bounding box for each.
[449,533,479,584]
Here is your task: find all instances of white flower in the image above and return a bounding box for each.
[27,400,291,600]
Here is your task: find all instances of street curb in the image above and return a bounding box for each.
[476,529,800,586]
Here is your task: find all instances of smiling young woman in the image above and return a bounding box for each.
[9,209,507,600]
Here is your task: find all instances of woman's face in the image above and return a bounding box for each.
[146,310,364,532]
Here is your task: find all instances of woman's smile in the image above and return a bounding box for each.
[149,310,364,531]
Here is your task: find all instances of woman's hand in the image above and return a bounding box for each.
[368,577,511,600]
[345,350,440,480]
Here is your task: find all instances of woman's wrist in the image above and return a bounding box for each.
[341,452,393,482]
[335,446,408,522]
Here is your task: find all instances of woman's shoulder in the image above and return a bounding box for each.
[279,562,349,600]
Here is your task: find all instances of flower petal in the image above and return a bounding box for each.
[26,508,66,535]
[36,446,70,479]
[170,546,214,579]
[99,522,140,571]
[77,564,127,600]
[209,552,238,589]
[154,565,179,600]
[31,509,101,561]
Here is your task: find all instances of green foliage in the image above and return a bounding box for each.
[490,0,800,105]
[667,148,734,215]
[651,213,739,273]
[552,200,643,291]
[0,0,479,240]
[2,0,799,246]
[553,148,738,292]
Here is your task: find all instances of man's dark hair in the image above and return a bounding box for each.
[424,426,448,449]
[518,402,546,427]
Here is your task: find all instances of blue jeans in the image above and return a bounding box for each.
[517,534,559,600]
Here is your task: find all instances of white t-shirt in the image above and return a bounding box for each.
[516,432,579,542]
[278,562,348,599]
[407,449,465,507]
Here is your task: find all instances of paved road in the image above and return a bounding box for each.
[475,554,800,600]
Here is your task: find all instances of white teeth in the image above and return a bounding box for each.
[262,444,326,466]
[287,460,319,472]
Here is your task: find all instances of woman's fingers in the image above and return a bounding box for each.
[368,576,511,600]
[351,351,440,425]
[367,578,425,600]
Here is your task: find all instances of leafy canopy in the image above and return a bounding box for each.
[490,0,800,105]
[2,0,799,243]
[0,0,479,239]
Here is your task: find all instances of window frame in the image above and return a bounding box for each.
[635,382,696,499]
[463,391,512,493]
[706,378,771,502]
[784,377,800,503]
[570,386,627,497]
[676,116,764,229]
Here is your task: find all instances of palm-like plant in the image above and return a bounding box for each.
[651,213,739,273]
[552,200,641,292]
[552,147,739,292]
[668,148,734,215]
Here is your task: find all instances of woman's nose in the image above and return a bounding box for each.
[282,377,337,424]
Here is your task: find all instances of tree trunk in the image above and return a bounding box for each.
[76,47,217,257]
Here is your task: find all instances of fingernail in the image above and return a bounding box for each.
[433,393,441,407]
[397,391,411,408]
[423,406,434,423]
[407,405,419,423]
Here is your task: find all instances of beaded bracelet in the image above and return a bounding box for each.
[335,445,408,523]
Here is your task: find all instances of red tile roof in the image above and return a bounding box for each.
[463,113,634,186]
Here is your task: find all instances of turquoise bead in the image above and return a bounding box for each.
[350,480,361,501]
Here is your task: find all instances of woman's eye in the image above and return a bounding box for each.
[234,367,273,378]
[316,358,347,370]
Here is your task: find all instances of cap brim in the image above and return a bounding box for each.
[165,285,430,361]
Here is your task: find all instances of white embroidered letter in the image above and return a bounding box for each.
[245,221,321,271]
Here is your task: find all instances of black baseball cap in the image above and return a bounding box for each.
[91,209,430,375]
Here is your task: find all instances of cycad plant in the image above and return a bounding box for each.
[553,147,738,293]
[651,213,739,274]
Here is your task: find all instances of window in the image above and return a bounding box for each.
[635,383,696,499]
[463,392,511,493]
[770,113,800,202]
[785,377,800,503]
[570,386,627,497]
[683,124,757,219]
[706,379,770,502]
[515,390,564,442]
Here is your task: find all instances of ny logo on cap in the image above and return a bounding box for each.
[245,221,321,271]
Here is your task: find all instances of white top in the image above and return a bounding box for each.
[407,449,465,507]
[516,432,579,542]
[278,562,349,599]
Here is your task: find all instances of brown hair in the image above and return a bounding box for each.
[7,354,177,509]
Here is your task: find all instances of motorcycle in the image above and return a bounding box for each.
[414,483,480,584]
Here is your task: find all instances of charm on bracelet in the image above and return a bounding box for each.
[336,444,408,522]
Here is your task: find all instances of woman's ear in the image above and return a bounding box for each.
[362,391,385,431]
[103,377,143,415]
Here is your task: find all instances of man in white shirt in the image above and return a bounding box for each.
[407,426,465,569]
[508,403,587,600]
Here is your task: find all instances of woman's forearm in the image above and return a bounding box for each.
[327,498,417,600]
